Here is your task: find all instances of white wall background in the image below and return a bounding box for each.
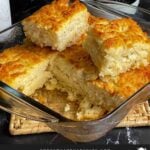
[0,0,11,31]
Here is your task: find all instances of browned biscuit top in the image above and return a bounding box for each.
[93,65,150,98]
[0,44,54,87]
[57,45,99,80]
[90,17,150,50]
[22,0,87,32]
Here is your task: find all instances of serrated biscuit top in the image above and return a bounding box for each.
[0,44,55,88]
[93,65,150,98]
[23,0,87,32]
[91,18,149,50]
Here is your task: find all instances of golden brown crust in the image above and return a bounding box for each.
[85,17,150,78]
[0,44,55,88]
[59,45,93,67]
[88,15,109,27]
[91,18,149,50]
[58,45,98,80]
[22,0,87,32]
[93,65,150,98]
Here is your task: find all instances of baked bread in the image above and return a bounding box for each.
[83,17,150,78]
[44,44,150,121]
[20,64,150,126]
[44,45,122,120]
[93,64,150,98]
[2,15,150,122]
[85,64,150,120]
[22,0,89,51]
[0,42,57,96]
[32,89,78,121]
[45,45,99,100]
[1,42,149,121]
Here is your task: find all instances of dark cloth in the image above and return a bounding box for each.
[10,0,52,23]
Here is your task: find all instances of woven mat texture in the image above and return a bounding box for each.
[9,101,150,135]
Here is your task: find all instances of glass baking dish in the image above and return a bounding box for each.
[0,0,150,142]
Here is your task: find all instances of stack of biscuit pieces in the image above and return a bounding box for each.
[0,0,150,135]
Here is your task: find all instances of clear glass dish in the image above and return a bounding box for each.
[0,0,150,142]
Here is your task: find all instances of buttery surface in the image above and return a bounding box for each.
[84,17,150,77]
[22,0,89,51]
[23,0,87,32]
[0,43,56,95]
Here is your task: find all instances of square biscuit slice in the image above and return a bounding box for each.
[77,64,150,121]
[44,45,122,121]
[22,0,89,51]
[84,17,150,78]
[0,43,57,96]
[45,44,99,101]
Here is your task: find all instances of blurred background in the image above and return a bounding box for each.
[10,0,143,23]
[10,0,52,23]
